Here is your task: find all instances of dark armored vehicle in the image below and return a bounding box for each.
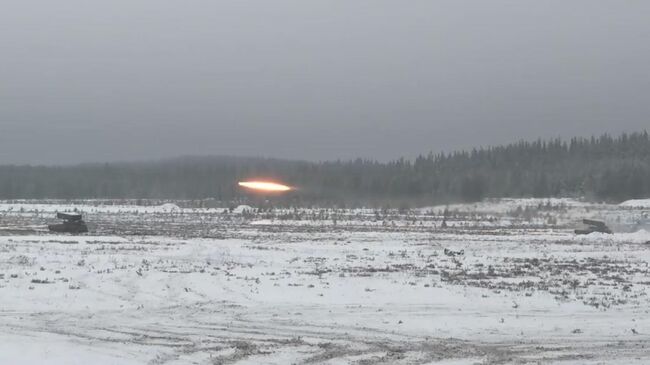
[48,212,88,233]
[575,219,612,235]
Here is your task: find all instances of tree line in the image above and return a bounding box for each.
[0,131,648,206]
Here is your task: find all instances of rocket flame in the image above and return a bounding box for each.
[238,181,292,192]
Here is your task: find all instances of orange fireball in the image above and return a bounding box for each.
[238,181,292,192]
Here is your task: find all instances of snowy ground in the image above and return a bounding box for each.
[1,199,650,364]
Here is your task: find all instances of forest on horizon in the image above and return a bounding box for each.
[0,131,649,207]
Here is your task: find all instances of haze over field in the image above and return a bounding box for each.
[2,1,650,164]
[4,2,650,364]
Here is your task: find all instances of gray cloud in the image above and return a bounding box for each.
[1,1,649,164]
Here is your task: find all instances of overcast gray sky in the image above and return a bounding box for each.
[1,1,649,164]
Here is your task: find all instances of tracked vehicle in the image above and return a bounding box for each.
[48,212,88,234]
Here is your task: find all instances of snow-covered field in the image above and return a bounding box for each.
[1,199,650,364]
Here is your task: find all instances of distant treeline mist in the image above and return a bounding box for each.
[1,132,649,206]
